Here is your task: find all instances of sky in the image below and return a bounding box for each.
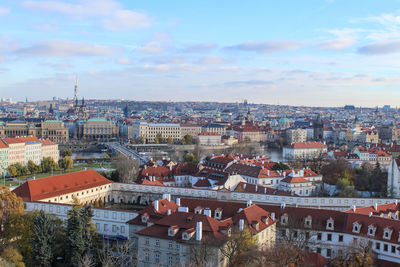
[1,0,400,107]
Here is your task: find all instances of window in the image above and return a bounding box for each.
[168,255,173,266]
[155,253,160,264]
[384,244,388,252]
[145,238,149,246]
[168,241,173,249]
[121,226,125,233]
[112,225,116,232]
[317,247,321,253]
[155,239,160,247]
[338,235,343,242]
[176,243,180,249]
[327,234,332,241]
[327,249,331,257]
[392,246,396,253]
[104,224,108,232]
[376,242,381,250]
[144,252,149,262]
[317,233,322,240]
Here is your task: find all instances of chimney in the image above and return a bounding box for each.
[374,203,378,211]
[255,185,258,192]
[369,212,373,217]
[176,198,181,206]
[264,188,266,194]
[167,209,171,215]
[239,219,244,231]
[352,205,356,212]
[203,208,211,217]
[163,194,171,201]
[281,203,286,210]
[144,165,147,169]
[178,206,189,212]
[270,212,275,221]
[267,170,270,176]
[196,221,203,241]
[154,200,159,212]
[169,165,172,171]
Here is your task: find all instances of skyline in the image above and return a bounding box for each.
[1,1,400,106]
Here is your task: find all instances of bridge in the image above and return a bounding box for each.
[105,142,148,164]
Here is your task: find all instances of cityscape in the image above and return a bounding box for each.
[1,1,400,267]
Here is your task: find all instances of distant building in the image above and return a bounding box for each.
[286,128,308,143]
[388,159,400,197]
[197,132,221,146]
[132,122,181,143]
[313,114,324,141]
[283,142,327,160]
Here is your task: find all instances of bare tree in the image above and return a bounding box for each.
[188,238,217,267]
[113,155,139,183]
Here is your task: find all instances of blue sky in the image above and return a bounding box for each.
[1,0,400,106]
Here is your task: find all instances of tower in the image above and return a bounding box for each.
[73,75,78,106]
[313,114,324,141]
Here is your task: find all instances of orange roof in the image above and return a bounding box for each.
[3,136,40,144]
[286,142,326,149]
[12,170,112,201]
[41,139,57,146]
[0,140,8,149]
[280,176,310,184]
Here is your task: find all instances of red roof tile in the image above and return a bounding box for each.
[12,170,112,201]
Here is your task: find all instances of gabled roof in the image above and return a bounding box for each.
[12,170,112,201]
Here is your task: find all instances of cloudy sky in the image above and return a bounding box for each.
[1,0,400,106]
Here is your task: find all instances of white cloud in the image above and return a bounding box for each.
[181,43,217,53]
[317,38,356,51]
[22,0,151,31]
[358,40,400,55]
[225,41,303,53]
[136,33,172,54]
[0,6,10,15]
[16,40,115,57]
[116,58,132,65]
[198,55,227,64]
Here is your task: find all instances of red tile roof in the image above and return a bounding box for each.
[194,179,212,187]
[3,136,40,144]
[12,170,112,201]
[280,176,310,184]
[286,142,327,149]
[41,139,57,146]
[0,140,8,149]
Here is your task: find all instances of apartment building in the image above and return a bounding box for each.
[1,136,59,168]
[133,198,276,267]
[286,128,308,143]
[283,142,327,160]
[180,124,202,138]
[132,122,181,143]
[13,170,113,204]
[0,140,9,176]
[41,139,59,163]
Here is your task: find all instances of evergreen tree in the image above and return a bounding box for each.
[31,211,57,267]
[65,206,94,266]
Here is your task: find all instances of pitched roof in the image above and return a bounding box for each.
[0,140,8,149]
[2,136,40,145]
[12,170,112,201]
[41,139,57,146]
[286,142,327,149]
[280,176,310,184]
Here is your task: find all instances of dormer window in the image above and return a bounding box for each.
[168,225,179,236]
[141,214,149,223]
[304,216,312,228]
[214,208,223,220]
[367,225,376,236]
[194,206,203,214]
[383,227,393,240]
[352,222,361,233]
[281,214,288,226]
[326,218,334,230]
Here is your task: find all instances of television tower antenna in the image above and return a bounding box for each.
[73,75,78,102]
